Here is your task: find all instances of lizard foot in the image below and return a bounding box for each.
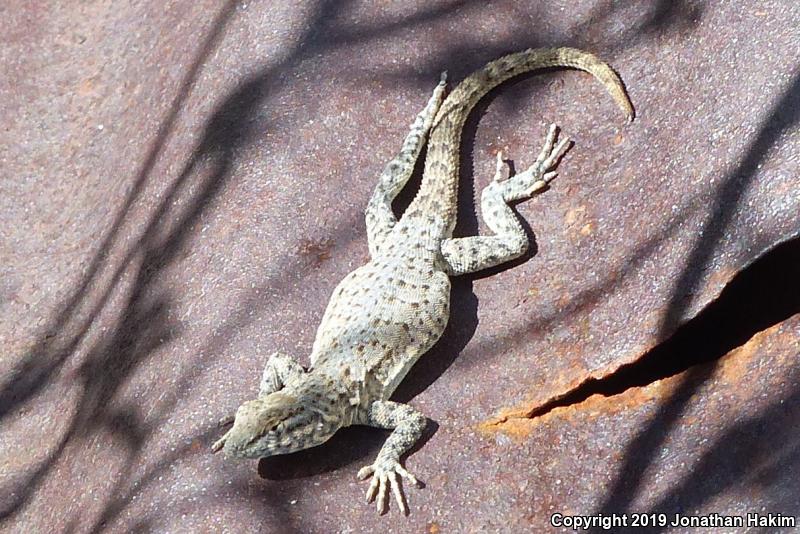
[494,123,572,201]
[357,457,419,515]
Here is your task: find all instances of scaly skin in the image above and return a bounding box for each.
[213,47,633,515]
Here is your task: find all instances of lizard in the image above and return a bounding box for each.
[212,47,633,515]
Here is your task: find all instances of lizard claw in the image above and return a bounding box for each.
[211,431,228,453]
[211,414,236,453]
[357,458,419,515]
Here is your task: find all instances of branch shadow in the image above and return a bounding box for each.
[0,0,244,525]
[3,0,756,530]
[648,369,800,527]
[0,0,499,530]
[0,0,241,425]
[1,0,378,530]
[590,68,800,524]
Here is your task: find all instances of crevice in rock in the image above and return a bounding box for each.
[504,234,800,422]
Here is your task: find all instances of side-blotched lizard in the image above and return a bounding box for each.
[212,47,633,514]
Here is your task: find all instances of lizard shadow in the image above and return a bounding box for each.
[258,421,439,480]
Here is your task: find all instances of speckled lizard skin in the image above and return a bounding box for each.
[213,47,633,515]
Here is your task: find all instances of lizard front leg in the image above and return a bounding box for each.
[366,73,447,257]
[212,351,305,452]
[440,124,570,275]
[357,400,426,514]
[258,351,305,397]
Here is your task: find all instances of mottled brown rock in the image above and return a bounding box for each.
[1,0,799,532]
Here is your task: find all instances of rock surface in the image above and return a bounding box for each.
[1,1,798,532]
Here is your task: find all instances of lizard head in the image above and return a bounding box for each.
[213,390,338,458]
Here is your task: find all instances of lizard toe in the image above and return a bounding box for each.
[358,458,418,514]
[357,465,375,480]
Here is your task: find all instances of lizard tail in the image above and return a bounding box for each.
[404,47,633,238]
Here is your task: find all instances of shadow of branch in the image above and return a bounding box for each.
[592,67,800,520]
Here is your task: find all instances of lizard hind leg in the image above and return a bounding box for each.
[365,73,448,257]
[439,124,571,276]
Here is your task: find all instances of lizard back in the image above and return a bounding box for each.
[310,256,450,398]
[309,48,632,399]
